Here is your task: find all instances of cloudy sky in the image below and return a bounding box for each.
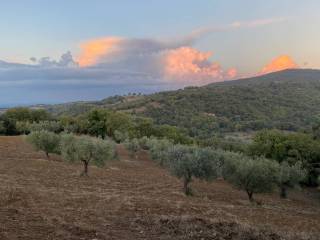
[0,0,319,106]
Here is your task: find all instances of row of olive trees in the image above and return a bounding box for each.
[26,131,116,176]
[125,137,307,201]
[16,120,64,135]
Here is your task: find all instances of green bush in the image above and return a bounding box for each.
[223,153,279,202]
[26,131,61,158]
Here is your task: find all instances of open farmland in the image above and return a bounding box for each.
[0,136,319,240]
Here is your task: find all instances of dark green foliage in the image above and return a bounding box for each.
[56,108,193,145]
[5,108,51,122]
[86,109,109,139]
[131,117,154,138]
[311,121,320,140]
[41,69,320,139]
[0,116,17,135]
[0,108,52,135]
[135,70,320,136]
[153,124,194,145]
[223,153,279,202]
[248,130,320,186]
[198,136,248,153]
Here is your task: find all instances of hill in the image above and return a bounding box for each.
[45,69,320,138]
[0,136,319,239]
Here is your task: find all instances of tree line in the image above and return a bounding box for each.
[124,137,307,202]
[26,130,116,176]
[2,107,319,200]
[26,130,308,203]
[0,107,193,145]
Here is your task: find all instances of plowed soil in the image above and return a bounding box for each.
[0,136,319,239]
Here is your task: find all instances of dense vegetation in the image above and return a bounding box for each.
[40,69,320,139]
[248,130,319,186]
[133,136,308,201]
[0,107,317,204]
[1,69,320,201]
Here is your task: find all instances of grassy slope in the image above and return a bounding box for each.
[0,136,319,239]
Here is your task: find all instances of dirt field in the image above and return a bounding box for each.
[0,136,319,240]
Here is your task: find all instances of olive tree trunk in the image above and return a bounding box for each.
[81,160,89,176]
[246,190,254,202]
[183,176,192,196]
[280,185,288,199]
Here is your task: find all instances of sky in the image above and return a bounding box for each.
[0,0,319,106]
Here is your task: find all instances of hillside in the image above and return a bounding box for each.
[44,69,320,138]
[0,136,319,239]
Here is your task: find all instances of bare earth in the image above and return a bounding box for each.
[0,136,319,240]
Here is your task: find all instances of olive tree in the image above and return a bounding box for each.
[29,121,63,133]
[0,121,5,135]
[138,136,150,150]
[16,121,31,135]
[124,138,140,158]
[223,153,279,202]
[61,134,116,176]
[147,138,172,166]
[26,130,61,158]
[60,133,77,161]
[278,161,306,199]
[114,130,129,143]
[169,145,222,195]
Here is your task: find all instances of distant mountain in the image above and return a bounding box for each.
[45,69,320,138]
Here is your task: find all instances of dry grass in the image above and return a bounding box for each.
[0,136,319,239]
